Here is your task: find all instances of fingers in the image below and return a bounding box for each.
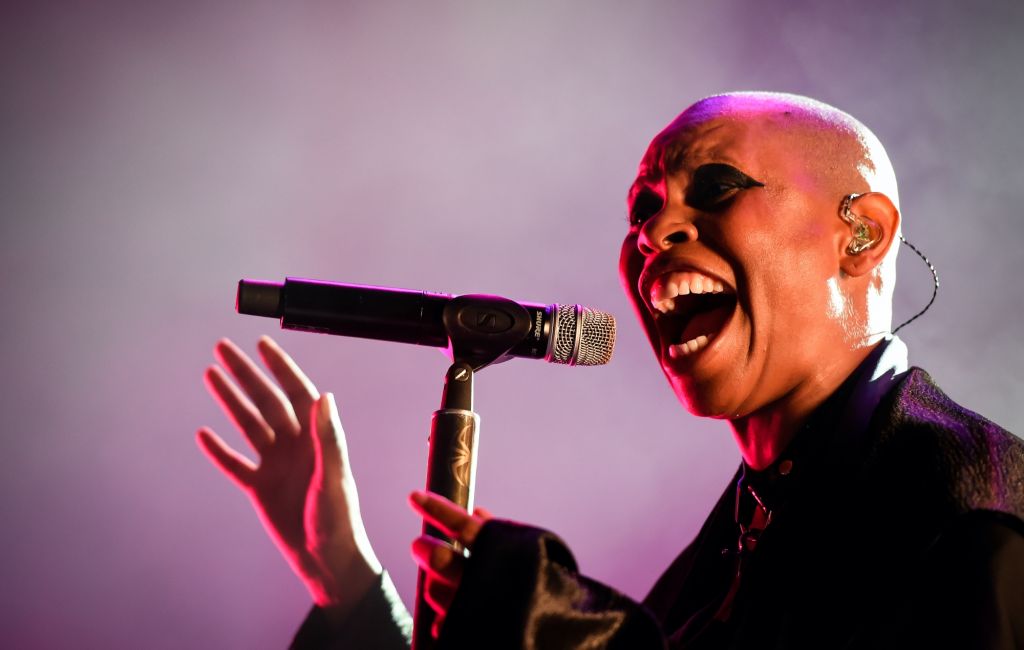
[411,535,465,586]
[196,427,257,488]
[426,578,458,610]
[257,336,319,432]
[426,578,455,639]
[411,535,463,628]
[310,393,350,484]
[204,365,275,452]
[214,338,300,439]
[407,495,492,638]
[408,491,486,547]
[472,506,494,520]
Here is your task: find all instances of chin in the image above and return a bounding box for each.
[667,372,737,420]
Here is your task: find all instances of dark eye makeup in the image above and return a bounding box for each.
[627,163,764,227]
[685,163,764,211]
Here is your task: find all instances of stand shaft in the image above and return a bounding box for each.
[412,364,479,649]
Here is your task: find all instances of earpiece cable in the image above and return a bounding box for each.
[893,235,939,334]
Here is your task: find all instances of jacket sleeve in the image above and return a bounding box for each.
[290,570,412,650]
[436,519,667,650]
[874,510,1024,650]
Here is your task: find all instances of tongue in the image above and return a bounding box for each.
[680,303,734,344]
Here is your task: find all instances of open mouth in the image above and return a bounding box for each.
[647,270,738,358]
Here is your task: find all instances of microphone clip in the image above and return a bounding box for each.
[441,294,533,371]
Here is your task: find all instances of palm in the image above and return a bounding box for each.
[251,433,316,554]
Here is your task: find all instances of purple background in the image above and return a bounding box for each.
[3,1,1022,647]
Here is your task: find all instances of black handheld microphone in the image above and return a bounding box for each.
[236,277,616,366]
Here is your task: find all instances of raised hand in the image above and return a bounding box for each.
[197,336,381,623]
[408,490,493,638]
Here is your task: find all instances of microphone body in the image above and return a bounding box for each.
[237,277,615,366]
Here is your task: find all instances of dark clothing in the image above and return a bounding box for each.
[294,340,1024,648]
[291,571,412,650]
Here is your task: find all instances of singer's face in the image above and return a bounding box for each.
[619,113,845,419]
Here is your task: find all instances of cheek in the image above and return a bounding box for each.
[619,234,660,346]
[727,205,834,296]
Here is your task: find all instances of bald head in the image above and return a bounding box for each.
[657,92,900,212]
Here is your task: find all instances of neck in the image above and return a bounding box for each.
[729,346,878,470]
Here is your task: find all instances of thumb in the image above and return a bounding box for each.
[311,392,350,486]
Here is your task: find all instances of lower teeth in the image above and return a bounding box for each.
[669,334,710,358]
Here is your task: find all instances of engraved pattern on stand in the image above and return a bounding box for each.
[451,422,474,488]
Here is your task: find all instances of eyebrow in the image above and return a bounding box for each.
[662,142,692,176]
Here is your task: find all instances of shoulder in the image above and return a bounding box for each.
[885,367,1017,442]
[867,368,1024,516]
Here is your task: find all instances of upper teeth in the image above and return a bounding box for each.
[649,271,728,314]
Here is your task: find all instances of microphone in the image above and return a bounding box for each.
[236,277,616,366]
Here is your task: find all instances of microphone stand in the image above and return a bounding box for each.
[411,295,534,650]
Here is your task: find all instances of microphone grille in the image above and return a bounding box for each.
[551,305,616,366]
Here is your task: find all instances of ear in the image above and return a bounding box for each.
[838,192,900,277]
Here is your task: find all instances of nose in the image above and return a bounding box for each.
[636,208,699,256]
